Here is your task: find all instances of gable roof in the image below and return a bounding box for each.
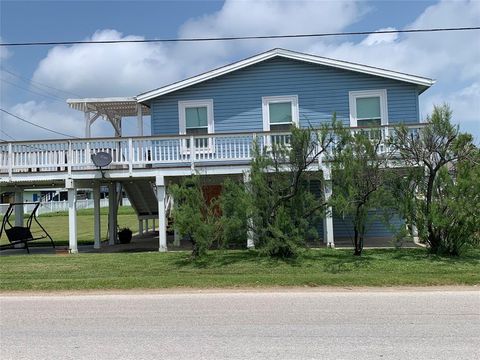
[136,48,435,103]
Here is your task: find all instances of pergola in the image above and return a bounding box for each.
[67,97,151,138]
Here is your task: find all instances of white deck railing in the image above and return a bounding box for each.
[0,125,424,176]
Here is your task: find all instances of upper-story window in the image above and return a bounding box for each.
[349,89,388,127]
[178,99,214,151]
[178,99,214,135]
[262,95,299,132]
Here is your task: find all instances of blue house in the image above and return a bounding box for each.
[0,48,434,253]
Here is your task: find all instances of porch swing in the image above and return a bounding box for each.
[0,202,55,253]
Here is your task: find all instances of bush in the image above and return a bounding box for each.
[170,176,219,259]
[218,178,249,248]
[394,104,478,255]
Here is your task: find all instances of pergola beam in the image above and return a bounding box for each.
[67,97,150,138]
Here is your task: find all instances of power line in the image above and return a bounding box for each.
[0,67,83,98]
[1,26,479,47]
[1,78,67,103]
[0,108,78,138]
[0,128,16,141]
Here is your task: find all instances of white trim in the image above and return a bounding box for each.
[137,48,435,102]
[178,99,215,154]
[178,99,214,135]
[349,89,389,127]
[262,95,299,131]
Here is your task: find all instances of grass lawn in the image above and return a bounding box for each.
[0,248,479,291]
[0,206,138,247]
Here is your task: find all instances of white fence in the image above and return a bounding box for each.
[0,198,131,216]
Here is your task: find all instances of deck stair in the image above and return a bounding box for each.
[122,180,158,218]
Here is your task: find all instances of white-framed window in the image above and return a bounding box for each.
[262,95,299,132]
[178,99,214,152]
[349,89,388,127]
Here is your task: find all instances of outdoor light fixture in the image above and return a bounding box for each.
[91,152,112,178]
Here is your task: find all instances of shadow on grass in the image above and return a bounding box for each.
[173,249,306,269]
[303,249,374,274]
[389,247,480,265]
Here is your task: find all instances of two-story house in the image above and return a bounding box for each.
[0,48,434,253]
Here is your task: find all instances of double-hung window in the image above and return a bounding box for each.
[262,95,299,145]
[349,90,388,140]
[349,89,388,127]
[179,100,214,152]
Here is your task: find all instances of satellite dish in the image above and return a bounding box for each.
[91,152,112,168]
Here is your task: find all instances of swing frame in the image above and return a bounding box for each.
[0,202,55,253]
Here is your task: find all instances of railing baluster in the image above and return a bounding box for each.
[8,143,12,177]
[128,138,133,174]
[190,135,195,171]
[67,141,72,175]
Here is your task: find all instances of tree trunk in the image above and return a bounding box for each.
[353,204,364,256]
[353,226,362,256]
[425,172,440,252]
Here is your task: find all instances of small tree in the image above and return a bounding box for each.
[170,176,219,259]
[247,124,336,258]
[330,130,395,256]
[218,178,249,249]
[394,104,476,255]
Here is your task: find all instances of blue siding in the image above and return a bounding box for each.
[332,212,405,239]
[313,213,405,241]
[149,57,421,135]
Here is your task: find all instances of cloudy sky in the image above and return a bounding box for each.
[0,0,479,141]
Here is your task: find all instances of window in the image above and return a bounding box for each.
[179,100,214,151]
[349,90,388,127]
[262,95,299,132]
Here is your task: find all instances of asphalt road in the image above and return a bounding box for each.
[1,289,479,360]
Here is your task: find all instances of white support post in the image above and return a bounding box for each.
[93,184,101,249]
[138,219,144,236]
[323,167,334,248]
[108,182,117,245]
[137,104,144,136]
[156,175,167,252]
[118,117,122,137]
[14,189,24,227]
[243,171,255,249]
[85,111,91,138]
[66,179,78,254]
[411,224,419,244]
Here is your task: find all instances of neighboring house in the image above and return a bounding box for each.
[0,48,434,253]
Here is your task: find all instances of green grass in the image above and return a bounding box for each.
[0,206,138,247]
[1,248,479,292]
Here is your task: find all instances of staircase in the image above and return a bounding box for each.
[122,180,158,218]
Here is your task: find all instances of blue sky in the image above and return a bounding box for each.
[1,0,479,140]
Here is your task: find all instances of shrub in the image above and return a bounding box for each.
[170,176,219,259]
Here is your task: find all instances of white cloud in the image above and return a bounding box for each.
[32,29,176,97]
[32,1,364,98]
[6,101,84,140]
[421,82,480,136]
[361,27,399,46]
